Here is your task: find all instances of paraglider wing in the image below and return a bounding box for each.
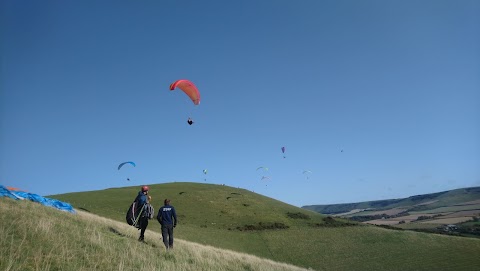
[169,79,201,105]
[256,167,269,171]
[118,161,136,170]
[303,170,312,179]
[281,147,285,153]
[203,169,208,175]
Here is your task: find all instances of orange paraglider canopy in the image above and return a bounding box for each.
[169,79,200,105]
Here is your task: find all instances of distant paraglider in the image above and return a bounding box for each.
[118,161,136,170]
[261,176,270,186]
[203,169,208,181]
[303,170,312,180]
[281,147,286,158]
[118,161,136,181]
[256,167,269,183]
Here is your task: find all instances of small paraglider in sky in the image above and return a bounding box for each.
[256,167,269,172]
[118,161,136,181]
[170,79,201,125]
[203,169,208,181]
[118,161,136,170]
[257,167,269,185]
[261,176,270,186]
[281,147,286,158]
[302,170,312,180]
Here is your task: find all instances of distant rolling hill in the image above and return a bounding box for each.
[49,182,480,270]
[302,187,480,233]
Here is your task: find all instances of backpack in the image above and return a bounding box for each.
[126,201,145,228]
[143,203,154,219]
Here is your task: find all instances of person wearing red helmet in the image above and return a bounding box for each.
[134,185,150,242]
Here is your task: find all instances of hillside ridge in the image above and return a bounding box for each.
[302,186,480,214]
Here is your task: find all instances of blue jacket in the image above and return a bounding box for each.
[134,191,147,206]
[158,204,177,226]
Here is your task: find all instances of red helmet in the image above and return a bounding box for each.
[141,185,149,192]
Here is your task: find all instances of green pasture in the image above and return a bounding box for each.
[0,198,308,271]
[49,182,480,270]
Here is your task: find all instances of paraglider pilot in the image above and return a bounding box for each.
[187,118,194,125]
[134,186,151,242]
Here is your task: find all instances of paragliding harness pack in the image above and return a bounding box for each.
[126,200,155,228]
[126,201,145,229]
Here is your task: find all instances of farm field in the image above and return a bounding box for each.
[419,217,476,225]
[410,204,480,214]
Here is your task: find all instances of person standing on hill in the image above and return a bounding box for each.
[138,195,154,242]
[134,185,150,242]
[157,199,177,250]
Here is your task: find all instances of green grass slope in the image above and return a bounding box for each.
[302,186,480,214]
[50,182,480,270]
[0,198,309,271]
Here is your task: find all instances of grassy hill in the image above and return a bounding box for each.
[48,182,480,270]
[0,197,309,271]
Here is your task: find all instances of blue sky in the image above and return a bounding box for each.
[1,0,479,207]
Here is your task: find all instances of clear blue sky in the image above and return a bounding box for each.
[1,0,479,207]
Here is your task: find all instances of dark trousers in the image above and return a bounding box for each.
[161,224,174,248]
[139,217,149,240]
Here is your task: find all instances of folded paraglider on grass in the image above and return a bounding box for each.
[0,185,75,213]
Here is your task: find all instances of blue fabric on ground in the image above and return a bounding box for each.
[0,185,20,200]
[0,185,75,214]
